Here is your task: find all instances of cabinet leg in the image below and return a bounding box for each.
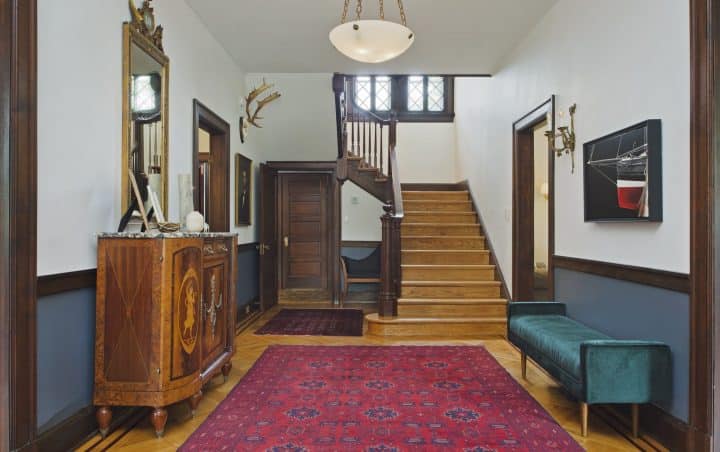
[188,390,203,417]
[580,402,589,437]
[96,406,112,438]
[221,361,232,383]
[150,407,168,438]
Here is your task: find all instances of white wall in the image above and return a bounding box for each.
[398,123,458,183]
[38,0,253,275]
[455,0,690,293]
[341,182,384,241]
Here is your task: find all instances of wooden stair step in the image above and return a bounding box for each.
[402,281,502,298]
[402,223,481,236]
[366,313,507,338]
[402,250,490,265]
[402,236,486,250]
[398,298,508,317]
[403,200,474,212]
[403,212,478,224]
[402,264,495,281]
[402,191,470,201]
[375,177,389,183]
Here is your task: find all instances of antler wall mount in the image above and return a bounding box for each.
[240,79,282,143]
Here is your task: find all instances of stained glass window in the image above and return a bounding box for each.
[354,76,372,111]
[407,76,424,111]
[428,76,445,112]
[375,76,391,111]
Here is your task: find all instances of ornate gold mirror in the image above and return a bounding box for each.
[122,0,169,214]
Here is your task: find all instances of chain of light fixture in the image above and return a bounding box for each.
[340,0,407,25]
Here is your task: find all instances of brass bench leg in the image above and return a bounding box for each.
[580,402,589,437]
[631,404,639,438]
[521,351,527,380]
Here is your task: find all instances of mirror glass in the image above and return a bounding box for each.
[122,26,168,215]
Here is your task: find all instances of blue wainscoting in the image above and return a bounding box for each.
[36,288,96,433]
[237,244,260,312]
[554,268,690,422]
[341,244,381,297]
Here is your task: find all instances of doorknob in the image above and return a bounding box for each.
[284,236,289,248]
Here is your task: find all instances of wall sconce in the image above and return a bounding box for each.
[545,104,577,173]
[540,182,549,200]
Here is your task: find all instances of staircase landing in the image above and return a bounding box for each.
[366,188,508,338]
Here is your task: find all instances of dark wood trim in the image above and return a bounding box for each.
[33,406,136,452]
[596,404,690,452]
[266,161,337,172]
[553,255,691,294]
[689,0,716,449]
[192,99,231,232]
[459,180,510,301]
[1,0,37,449]
[341,240,381,248]
[37,269,97,297]
[512,97,555,302]
[400,182,465,191]
[237,242,259,254]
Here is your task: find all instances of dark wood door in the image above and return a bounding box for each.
[280,174,330,290]
[259,164,278,310]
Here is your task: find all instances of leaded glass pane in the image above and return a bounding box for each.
[375,76,391,111]
[355,76,372,110]
[408,76,424,111]
[132,75,157,113]
[428,77,445,112]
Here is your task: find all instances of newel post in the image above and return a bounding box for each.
[379,204,398,317]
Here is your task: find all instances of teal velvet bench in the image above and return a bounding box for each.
[508,302,672,437]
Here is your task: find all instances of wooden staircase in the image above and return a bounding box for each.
[366,189,508,338]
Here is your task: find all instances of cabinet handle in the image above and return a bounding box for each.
[284,236,289,248]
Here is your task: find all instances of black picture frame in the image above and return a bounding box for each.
[235,153,252,226]
[583,120,663,222]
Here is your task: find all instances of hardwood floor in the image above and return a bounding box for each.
[77,307,660,451]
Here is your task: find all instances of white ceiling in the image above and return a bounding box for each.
[184,0,559,75]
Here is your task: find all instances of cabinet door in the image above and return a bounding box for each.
[169,242,203,381]
[201,260,229,370]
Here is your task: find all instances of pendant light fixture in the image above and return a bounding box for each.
[329,0,414,64]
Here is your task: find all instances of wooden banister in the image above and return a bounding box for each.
[334,73,402,317]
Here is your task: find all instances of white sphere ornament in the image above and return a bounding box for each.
[330,20,415,64]
[185,211,205,232]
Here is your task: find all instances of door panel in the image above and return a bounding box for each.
[280,174,330,290]
[200,261,227,370]
[259,164,279,310]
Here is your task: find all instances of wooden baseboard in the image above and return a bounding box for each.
[595,404,689,452]
[341,241,381,248]
[401,182,465,191]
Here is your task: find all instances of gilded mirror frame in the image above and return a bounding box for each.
[121,22,170,214]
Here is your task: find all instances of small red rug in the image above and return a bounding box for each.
[254,309,364,337]
[180,346,583,451]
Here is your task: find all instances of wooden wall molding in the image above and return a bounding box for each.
[37,269,97,297]
[553,255,691,294]
[341,240,381,248]
[237,242,259,253]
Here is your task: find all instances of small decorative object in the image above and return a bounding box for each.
[584,120,662,222]
[235,154,252,226]
[128,0,164,50]
[119,171,150,232]
[186,211,205,232]
[546,104,577,173]
[148,186,165,223]
[157,222,180,233]
[330,0,414,63]
[240,79,281,141]
[178,174,194,227]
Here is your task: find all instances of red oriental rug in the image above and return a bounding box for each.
[180,346,583,451]
[254,309,364,337]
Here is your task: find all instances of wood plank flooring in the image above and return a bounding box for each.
[77,306,661,451]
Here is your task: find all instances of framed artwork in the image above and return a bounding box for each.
[235,153,252,226]
[583,120,663,222]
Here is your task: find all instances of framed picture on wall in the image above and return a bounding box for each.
[583,120,663,222]
[235,153,252,226]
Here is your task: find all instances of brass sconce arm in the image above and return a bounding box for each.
[545,104,577,173]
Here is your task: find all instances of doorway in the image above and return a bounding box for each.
[512,97,555,301]
[258,162,341,307]
[192,100,230,232]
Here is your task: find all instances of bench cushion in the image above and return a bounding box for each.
[509,315,611,378]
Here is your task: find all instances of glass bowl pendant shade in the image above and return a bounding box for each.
[330,0,414,63]
[330,20,414,64]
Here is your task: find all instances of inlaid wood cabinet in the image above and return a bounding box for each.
[93,233,237,438]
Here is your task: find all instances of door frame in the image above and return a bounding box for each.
[512,96,555,301]
[264,161,341,304]
[192,100,231,232]
[1,0,38,449]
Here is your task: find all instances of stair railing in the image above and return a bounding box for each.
[334,73,402,317]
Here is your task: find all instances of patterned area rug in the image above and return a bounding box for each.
[180,346,583,451]
[254,309,364,337]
